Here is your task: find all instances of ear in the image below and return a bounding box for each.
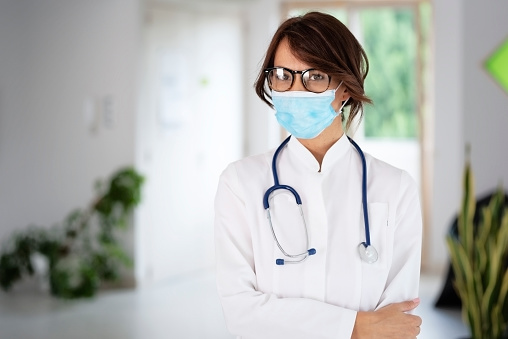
[332,89,350,112]
[340,87,350,102]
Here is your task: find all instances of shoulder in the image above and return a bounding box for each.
[223,151,271,175]
[216,150,275,208]
[218,150,273,187]
[366,153,415,182]
[364,153,418,199]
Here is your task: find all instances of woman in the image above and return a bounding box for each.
[214,11,422,339]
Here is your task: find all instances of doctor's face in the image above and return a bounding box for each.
[272,38,349,111]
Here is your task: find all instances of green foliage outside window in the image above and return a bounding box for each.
[361,8,417,138]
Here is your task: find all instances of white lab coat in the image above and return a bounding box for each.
[214,134,422,339]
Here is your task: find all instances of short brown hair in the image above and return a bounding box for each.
[254,11,372,131]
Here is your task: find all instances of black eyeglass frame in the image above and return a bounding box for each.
[264,67,332,93]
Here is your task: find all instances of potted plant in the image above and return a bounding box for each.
[446,160,508,338]
[0,167,144,298]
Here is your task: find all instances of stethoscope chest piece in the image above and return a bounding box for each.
[358,243,378,264]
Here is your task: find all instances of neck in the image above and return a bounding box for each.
[297,117,344,168]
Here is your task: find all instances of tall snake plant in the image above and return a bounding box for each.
[446,161,508,339]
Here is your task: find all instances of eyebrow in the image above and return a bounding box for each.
[272,66,316,72]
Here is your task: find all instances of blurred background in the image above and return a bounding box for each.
[0,0,507,338]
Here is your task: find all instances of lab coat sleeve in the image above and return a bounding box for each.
[376,170,423,310]
[214,164,357,339]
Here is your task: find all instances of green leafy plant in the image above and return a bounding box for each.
[0,167,144,298]
[446,161,508,339]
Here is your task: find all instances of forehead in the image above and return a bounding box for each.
[273,38,312,70]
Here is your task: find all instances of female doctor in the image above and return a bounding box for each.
[214,11,422,339]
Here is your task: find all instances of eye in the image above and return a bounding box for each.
[307,70,327,82]
[276,74,290,81]
[273,68,291,82]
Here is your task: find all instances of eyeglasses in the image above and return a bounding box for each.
[264,67,332,93]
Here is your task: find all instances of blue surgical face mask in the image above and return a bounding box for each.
[271,82,348,139]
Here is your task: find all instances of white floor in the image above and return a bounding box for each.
[414,274,469,339]
[0,271,469,339]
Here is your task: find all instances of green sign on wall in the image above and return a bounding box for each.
[485,37,508,95]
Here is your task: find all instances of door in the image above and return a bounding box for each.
[136,6,244,284]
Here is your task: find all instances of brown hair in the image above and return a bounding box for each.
[254,11,372,131]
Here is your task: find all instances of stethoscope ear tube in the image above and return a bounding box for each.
[276,248,316,265]
[266,203,316,265]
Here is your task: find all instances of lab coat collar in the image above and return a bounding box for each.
[287,133,350,173]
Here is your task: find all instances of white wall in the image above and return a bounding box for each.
[429,0,464,272]
[0,0,140,264]
[429,0,508,273]
[243,0,283,155]
[0,0,32,238]
[463,1,508,196]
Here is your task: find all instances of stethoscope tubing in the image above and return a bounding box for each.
[263,135,373,265]
[347,136,371,247]
[263,136,300,209]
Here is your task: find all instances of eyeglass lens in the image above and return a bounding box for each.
[267,68,330,93]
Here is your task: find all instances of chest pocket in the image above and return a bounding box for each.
[365,202,390,269]
[360,202,392,310]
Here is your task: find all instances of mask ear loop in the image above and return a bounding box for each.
[338,97,349,114]
[333,81,349,114]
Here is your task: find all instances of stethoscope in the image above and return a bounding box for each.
[263,135,378,265]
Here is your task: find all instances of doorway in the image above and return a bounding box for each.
[135,5,244,284]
